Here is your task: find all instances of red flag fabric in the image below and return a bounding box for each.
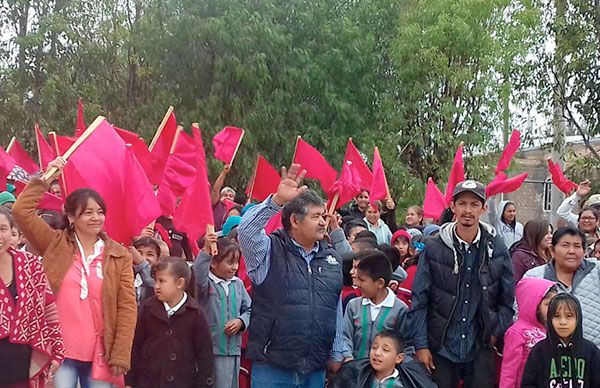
[293,138,338,194]
[444,143,465,205]
[63,119,160,244]
[75,98,86,137]
[154,223,172,249]
[35,124,56,170]
[8,138,39,174]
[114,126,153,181]
[423,178,446,219]
[173,125,214,243]
[265,211,283,234]
[332,139,373,209]
[157,130,198,216]
[0,147,16,191]
[149,111,178,185]
[212,126,244,164]
[495,130,521,174]
[485,172,528,197]
[547,159,578,194]
[13,180,63,212]
[370,147,389,203]
[50,134,76,155]
[246,155,280,202]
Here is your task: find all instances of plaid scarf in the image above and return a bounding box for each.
[0,248,64,386]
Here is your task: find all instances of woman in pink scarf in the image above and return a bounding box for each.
[0,207,64,387]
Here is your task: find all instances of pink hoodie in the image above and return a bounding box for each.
[499,277,556,388]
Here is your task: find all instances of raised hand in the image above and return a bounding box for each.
[44,157,66,183]
[576,180,592,197]
[272,164,307,206]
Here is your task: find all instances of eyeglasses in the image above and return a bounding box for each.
[580,216,597,221]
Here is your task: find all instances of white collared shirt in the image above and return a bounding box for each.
[454,225,481,252]
[74,235,105,300]
[164,292,188,317]
[375,368,399,386]
[362,288,396,321]
[209,271,234,296]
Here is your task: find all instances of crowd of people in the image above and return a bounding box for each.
[2,158,600,388]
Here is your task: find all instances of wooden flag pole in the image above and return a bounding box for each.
[206,224,218,256]
[291,135,301,163]
[34,124,43,170]
[47,131,68,193]
[228,129,245,166]
[247,153,260,203]
[149,106,174,152]
[169,126,183,155]
[42,116,106,182]
[6,137,16,153]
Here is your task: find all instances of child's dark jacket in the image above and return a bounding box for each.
[331,357,437,388]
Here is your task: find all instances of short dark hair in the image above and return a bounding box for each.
[342,251,357,287]
[343,219,368,238]
[281,190,324,232]
[355,230,377,240]
[352,236,378,251]
[377,243,400,271]
[356,250,392,285]
[552,226,586,247]
[374,329,404,353]
[579,207,599,221]
[133,236,161,257]
[152,256,191,287]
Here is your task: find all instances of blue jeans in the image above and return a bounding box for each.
[53,359,114,388]
[251,363,326,388]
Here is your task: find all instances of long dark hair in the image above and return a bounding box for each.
[522,220,552,260]
[61,188,106,234]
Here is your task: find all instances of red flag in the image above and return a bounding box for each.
[212,126,244,164]
[444,143,465,205]
[265,211,283,234]
[154,223,172,249]
[63,118,160,244]
[495,130,521,174]
[13,180,63,212]
[75,98,86,137]
[173,125,214,243]
[49,134,76,155]
[246,155,280,202]
[149,110,178,185]
[35,124,56,170]
[0,147,16,191]
[7,138,39,174]
[485,172,528,197]
[370,147,389,203]
[423,178,446,219]
[114,126,153,181]
[332,139,373,208]
[157,130,198,216]
[293,138,338,194]
[547,159,578,194]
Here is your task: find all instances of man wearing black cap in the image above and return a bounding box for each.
[408,180,515,388]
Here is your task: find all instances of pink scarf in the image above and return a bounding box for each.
[0,248,65,387]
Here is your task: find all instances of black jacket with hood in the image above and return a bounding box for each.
[521,293,600,388]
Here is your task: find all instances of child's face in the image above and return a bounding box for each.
[370,336,404,374]
[348,226,366,244]
[153,269,184,305]
[537,291,557,325]
[210,253,240,280]
[594,242,600,261]
[137,246,159,266]
[365,206,380,225]
[394,238,409,257]
[356,269,384,299]
[552,303,578,342]
[350,259,360,285]
[405,209,421,226]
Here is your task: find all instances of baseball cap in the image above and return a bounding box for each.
[452,180,486,203]
[584,194,600,209]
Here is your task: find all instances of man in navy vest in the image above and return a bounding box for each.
[238,163,345,388]
[409,180,515,388]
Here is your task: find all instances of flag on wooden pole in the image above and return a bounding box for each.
[212,126,245,165]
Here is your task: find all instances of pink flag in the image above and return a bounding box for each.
[63,119,160,244]
[149,111,178,185]
[495,130,521,174]
[173,125,214,243]
[0,147,16,191]
[49,134,76,155]
[35,124,56,170]
[114,126,153,181]
[444,143,465,205]
[13,180,63,212]
[547,159,578,194]
[370,147,389,203]
[212,126,244,164]
[75,98,86,137]
[246,155,280,202]
[293,138,338,194]
[156,130,198,216]
[265,211,283,234]
[423,178,446,219]
[485,172,528,197]
[331,139,373,209]
[8,138,39,174]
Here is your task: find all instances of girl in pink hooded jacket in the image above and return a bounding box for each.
[499,277,557,388]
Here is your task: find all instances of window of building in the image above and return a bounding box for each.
[543,178,552,212]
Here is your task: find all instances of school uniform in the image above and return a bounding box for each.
[342,289,410,360]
